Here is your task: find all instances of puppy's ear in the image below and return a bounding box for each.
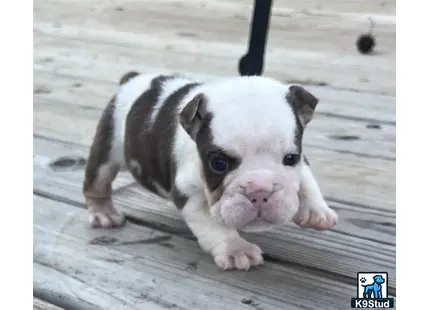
[286,85,319,126]
[180,93,209,140]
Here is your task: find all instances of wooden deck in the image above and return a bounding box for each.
[33,0,396,309]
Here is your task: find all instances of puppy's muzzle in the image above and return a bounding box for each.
[211,172,299,230]
[240,183,282,220]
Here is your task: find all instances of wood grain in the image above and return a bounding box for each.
[33,69,396,124]
[34,194,361,310]
[33,136,135,195]
[209,0,396,14]
[33,0,396,307]
[33,137,396,291]
[34,71,395,160]
[33,114,395,210]
[33,298,64,310]
[33,0,395,96]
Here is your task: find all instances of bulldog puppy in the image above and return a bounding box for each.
[83,72,338,271]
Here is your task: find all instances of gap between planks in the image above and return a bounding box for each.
[33,16,395,96]
[33,136,396,293]
[33,297,65,310]
[33,69,396,125]
[33,102,396,210]
[33,70,396,161]
[34,194,367,310]
[34,96,395,161]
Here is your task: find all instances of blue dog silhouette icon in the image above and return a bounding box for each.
[362,275,385,298]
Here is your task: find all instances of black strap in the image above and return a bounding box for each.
[238,0,273,76]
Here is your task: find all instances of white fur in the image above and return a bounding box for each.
[172,76,299,195]
[181,194,263,270]
[104,73,337,270]
[149,76,195,126]
[203,76,298,157]
[111,73,159,168]
[294,163,338,229]
[171,75,337,269]
[112,73,197,169]
[172,85,206,196]
[173,76,302,232]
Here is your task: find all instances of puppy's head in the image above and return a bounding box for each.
[180,77,319,232]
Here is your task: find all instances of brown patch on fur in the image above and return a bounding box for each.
[179,93,242,202]
[171,185,188,210]
[123,75,173,195]
[287,85,319,126]
[195,112,240,198]
[286,85,319,158]
[303,155,310,165]
[292,113,304,156]
[119,71,140,85]
[83,95,116,196]
[124,75,199,207]
[180,93,208,140]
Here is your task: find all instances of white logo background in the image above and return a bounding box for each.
[357,272,388,298]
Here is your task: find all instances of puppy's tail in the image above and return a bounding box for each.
[119,71,140,85]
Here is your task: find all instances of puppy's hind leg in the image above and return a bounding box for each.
[83,96,125,228]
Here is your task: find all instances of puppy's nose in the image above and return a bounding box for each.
[246,190,272,206]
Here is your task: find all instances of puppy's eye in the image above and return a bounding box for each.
[209,155,229,173]
[282,153,300,166]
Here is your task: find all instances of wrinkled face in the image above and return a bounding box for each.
[181,77,318,231]
[180,77,318,232]
[200,147,302,232]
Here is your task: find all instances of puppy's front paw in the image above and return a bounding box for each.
[211,237,263,271]
[294,204,338,230]
[88,202,126,229]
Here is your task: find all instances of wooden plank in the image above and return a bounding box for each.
[32,30,395,100]
[33,1,395,96]
[34,264,166,310]
[33,109,396,210]
[33,298,64,310]
[214,0,396,15]
[34,71,396,160]
[111,184,396,290]
[115,183,396,244]
[34,67,396,124]
[34,194,361,310]
[33,136,135,195]
[33,137,396,291]
[33,0,396,49]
